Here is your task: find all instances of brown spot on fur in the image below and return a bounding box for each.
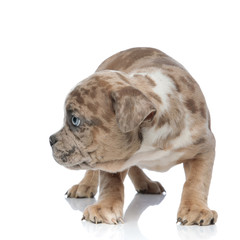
[115,72,130,84]
[146,57,184,69]
[185,99,197,113]
[180,76,195,91]
[148,92,162,103]
[91,117,103,126]
[126,132,134,145]
[90,86,97,98]
[93,75,112,88]
[145,75,156,87]
[100,125,110,133]
[91,117,110,133]
[200,103,206,119]
[167,74,181,92]
[79,127,87,133]
[86,102,98,114]
[102,110,113,122]
[194,138,206,145]
[116,81,124,86]
[157,113,170,128]
[81,88,90,95]
[100,48,159,71]
[70,90,84,104]
[114,86,142,98]
[98,80,109,88]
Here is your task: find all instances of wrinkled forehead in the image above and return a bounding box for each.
[65,86,94,118]
[64,72,131,118]
[66,71,128,102]
[65,78,109,117]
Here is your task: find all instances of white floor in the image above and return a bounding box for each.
[1,155,239,240]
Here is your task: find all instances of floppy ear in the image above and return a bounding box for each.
[111,86,156,133]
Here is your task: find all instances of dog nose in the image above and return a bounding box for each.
[49,135,58,147]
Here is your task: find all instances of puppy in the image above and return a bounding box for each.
[50,47,217,225]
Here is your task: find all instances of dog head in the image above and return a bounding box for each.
[50,71,156,172]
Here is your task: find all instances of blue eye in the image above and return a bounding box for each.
[71,116,81,127]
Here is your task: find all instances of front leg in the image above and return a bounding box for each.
[128,166,165,194]
[82,170,127,224]
[177,151,218,226]
[66,170,99,198]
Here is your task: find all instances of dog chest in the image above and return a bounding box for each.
[128,145,183,172]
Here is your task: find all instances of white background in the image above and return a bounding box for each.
[0,1,239,239]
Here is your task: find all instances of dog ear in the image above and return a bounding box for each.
[111,86,156,133]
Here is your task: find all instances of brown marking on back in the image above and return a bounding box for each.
[131,74,156,92]
[167,73,181,92]
[145,75,157,87]
[143,57,184,69]
[148,92,162,103]
[116,81,124,86]
[194,138,206,145]
[97,48,160,71]
[152,91,186,149]
[199,102,206,119]
[180,76,195,91]
[115,72,131,84]
[161,65,198,99]
[185,99,198,114]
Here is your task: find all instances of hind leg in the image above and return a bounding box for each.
[128,166,165,194]
[66,170,99,198]
[177,151,218,225]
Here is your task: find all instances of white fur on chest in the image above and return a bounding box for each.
[127,70,192,171]
[128,145,183,172]
[135,122,192,172]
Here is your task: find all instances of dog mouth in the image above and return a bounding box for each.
[52,144,94,170]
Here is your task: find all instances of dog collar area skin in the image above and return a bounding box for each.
[50,47,217,226]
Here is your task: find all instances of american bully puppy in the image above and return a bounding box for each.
[50,47,217,225]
